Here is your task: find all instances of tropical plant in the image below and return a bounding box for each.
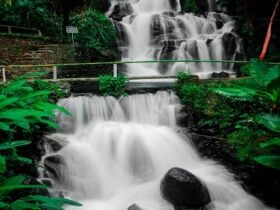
[71,9,118,62]
[0,72,82,209]
[213,60,280,169]
[98,74,128,97]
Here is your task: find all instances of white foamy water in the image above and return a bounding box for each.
[41,91,274,210]
[108,0,243,78]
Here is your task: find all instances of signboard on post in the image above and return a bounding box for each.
[66,26,78,44]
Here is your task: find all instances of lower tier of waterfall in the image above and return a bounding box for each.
[40,91,274,210]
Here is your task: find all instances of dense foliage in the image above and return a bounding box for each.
[175,60,280,170]
[0,0,62,38]
[0,73,81,209]
[98,75,128,97]
[71,9,118,62]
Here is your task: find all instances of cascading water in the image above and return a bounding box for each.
[39,1,272,209]
[108,0,243,78]
[40,91,274,210]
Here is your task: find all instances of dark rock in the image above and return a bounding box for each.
[44,154,65,179]
[128,204,142,210]
[221,32,237,60]
[109,3,133,21]
[211,72,219,78]
[41,178,53,187]
[233,52,245,76]
[160,167,211,209]
[218,71,230,78]
[44,134,69,152]
[169,0,178,11]
[115,22,129,46]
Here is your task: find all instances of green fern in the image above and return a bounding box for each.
[254,155,280,169]
[255,114,280,133]
[212,87,256,101]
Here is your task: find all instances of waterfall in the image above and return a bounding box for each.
[108,0,243,78]
[38,1,273,210]
[40,91,274,210]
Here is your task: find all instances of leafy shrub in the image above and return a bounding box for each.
[0,72,82,209]
[0,0,62,39]
[71,9,118,62]
[213,60,280,169]
[98,75,128,97]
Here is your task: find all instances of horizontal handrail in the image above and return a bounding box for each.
[1,59,280,83]
[0,24,42,36]
[4,59,280,68]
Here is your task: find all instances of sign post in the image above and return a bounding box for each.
[66,26,78,44]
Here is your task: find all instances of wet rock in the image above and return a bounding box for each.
[169,0,178,11]
[109,3,133,21]
[115,22,129,46]
[211,71,230,78]
[222,32,237,60]
[233,52,245,76]
[211,72,219,78]
[44,134,69,152]
[128,204,142,210]
[44,154,65,179]
[219,71,230,78]
[41,178,53,187]
[160,167,211,209]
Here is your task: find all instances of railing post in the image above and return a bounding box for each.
[1,66,7,83]
[113,63,118,78]
[8,26,11,34]
[53,66,57,80]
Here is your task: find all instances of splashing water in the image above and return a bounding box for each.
[108,0,243,78]
[40,91,274,210]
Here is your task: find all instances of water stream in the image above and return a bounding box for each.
[40,1,273,209]
[41,92,273,210]
[108,0,243,78]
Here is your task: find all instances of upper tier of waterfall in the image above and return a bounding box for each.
[107,0,244,78]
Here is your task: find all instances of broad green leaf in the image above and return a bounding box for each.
[11,200,40,210]
[0,97,19,109]
[34,102,71,115]
[2,80,27,94]
[0,185,47,193]
[212,87,256,101]
[0,122,10,131]
[0,156,6,173]
[0,201,10,208]
[23,195,82,207]
[260,138,280,148]
[14,155,33,164]
[1,175,27,186]
[254,155,280,169]
[256,114,280,133]
[20,90,51,101]
[0,141,31,150]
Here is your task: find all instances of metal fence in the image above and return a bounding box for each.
[1,59,279,83]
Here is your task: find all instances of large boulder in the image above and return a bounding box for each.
[160,167,211,209]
